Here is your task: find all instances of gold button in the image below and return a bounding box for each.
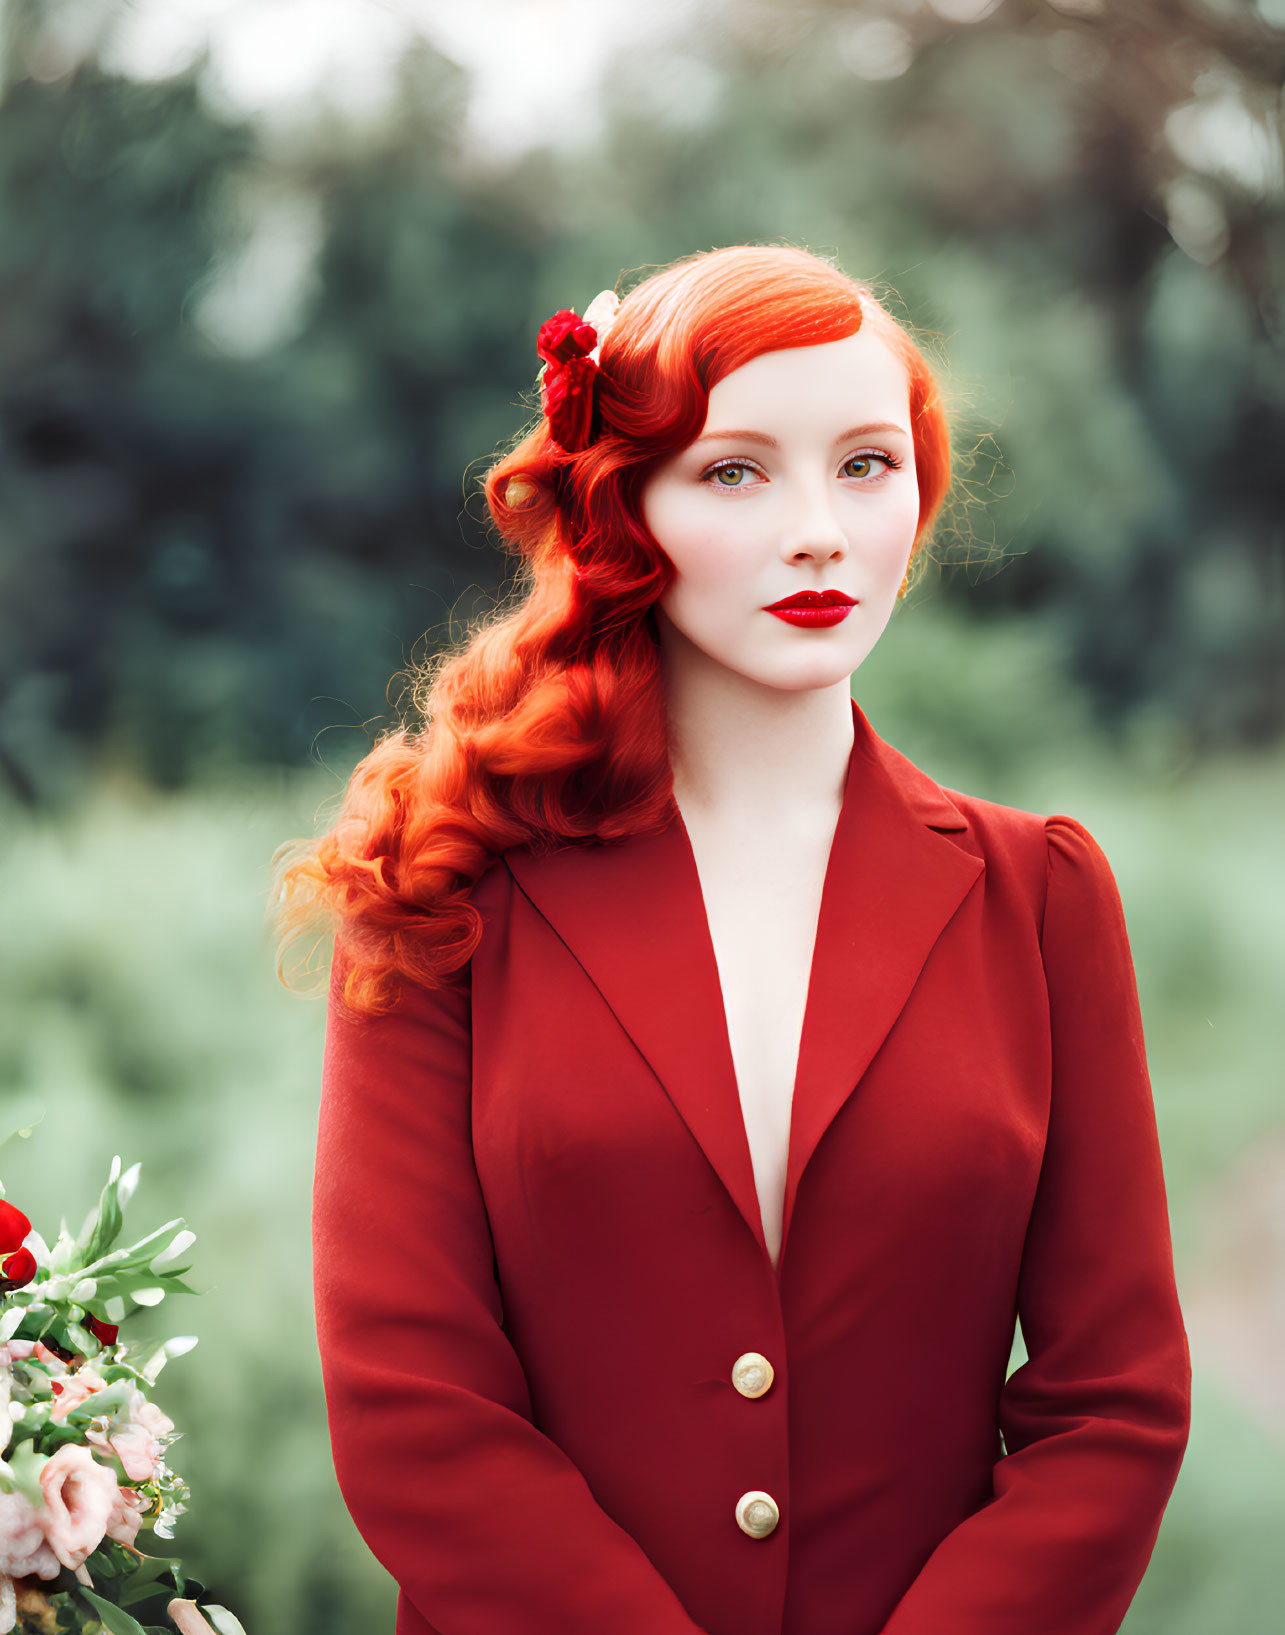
[731,1351,774,1398]
[735,1490,780,1538]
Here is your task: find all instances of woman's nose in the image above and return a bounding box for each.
[780,481,849,563]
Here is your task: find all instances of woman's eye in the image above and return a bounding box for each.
[707,463,752,486]
[843,454,892,479]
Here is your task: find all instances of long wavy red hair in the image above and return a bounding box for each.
[272,244,954,1016]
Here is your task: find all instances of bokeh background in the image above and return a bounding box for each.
[1,0,1282,1630]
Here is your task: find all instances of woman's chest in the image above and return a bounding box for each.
[682,822,835,1265]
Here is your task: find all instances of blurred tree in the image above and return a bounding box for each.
[0,8,545,798]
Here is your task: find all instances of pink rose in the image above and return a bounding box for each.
[103,1391,174,1482]
[0,1491,60,1581]
[35,1444,119,1570]
[104,1484,146,1549]
[49,1367,109,1421]
[0,1342,35,1365]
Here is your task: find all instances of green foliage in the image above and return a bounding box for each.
[25,1536,230,1635]
[74,1587,155,1635]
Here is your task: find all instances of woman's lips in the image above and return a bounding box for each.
[763,590,857,628]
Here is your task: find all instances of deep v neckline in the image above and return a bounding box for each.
[668,739,856,1270]
[502,696,985,1284]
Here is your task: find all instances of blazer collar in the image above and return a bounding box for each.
[502,699,983,1282]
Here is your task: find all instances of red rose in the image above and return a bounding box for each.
[83,1314,120,1346]
[0,1198,31,1251]
[536,309,598,368]
[1,1198,36,1290]
[542,354,598,453]
[1,1246,37,1291]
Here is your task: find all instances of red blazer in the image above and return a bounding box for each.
[313,698,1191,1635]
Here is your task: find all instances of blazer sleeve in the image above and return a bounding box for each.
[878,813,1192,1635]
[313,942,709,1635]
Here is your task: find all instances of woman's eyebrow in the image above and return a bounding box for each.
[692,421,910,447]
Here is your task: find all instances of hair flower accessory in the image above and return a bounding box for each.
[536,289,620,454]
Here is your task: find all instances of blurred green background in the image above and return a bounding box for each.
[1,0,1282,1630]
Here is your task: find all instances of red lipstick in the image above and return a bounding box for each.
[763,589,857,629]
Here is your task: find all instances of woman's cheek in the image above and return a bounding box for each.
[861,502,918,586]
[689,533,752,596]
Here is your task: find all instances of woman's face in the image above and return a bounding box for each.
[640,326,920,695]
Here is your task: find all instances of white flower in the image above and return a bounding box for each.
[582,288,620,365]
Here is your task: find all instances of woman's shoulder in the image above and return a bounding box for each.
[929,777,1125,941]
[936,783,1093,851]
[863,713,1082,871]
[870,698,1111,895]
[941,782,1112,870]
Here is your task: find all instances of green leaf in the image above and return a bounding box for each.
[64,1378,136,1422]
[155,1276,202,1298]
[115,1556,188,1609]
[111,1551,185,1595]
[80,1220,187,1278]
[65,1319,100,1354]
[82,1162,130,1265]
[76,1587,152,1635]
[4,1435,49,1508]
[89,1268,202,1307]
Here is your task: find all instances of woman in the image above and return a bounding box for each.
[275,244,1191,1635]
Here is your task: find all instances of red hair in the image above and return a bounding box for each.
[272,244,954,1016]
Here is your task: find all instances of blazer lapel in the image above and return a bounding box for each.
[502,700,983,1276]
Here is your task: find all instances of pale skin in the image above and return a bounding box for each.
[639,325,921,1270]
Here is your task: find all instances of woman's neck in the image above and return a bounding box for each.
[661,649,856,826]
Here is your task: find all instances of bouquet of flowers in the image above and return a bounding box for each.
[1,1148,245,1635]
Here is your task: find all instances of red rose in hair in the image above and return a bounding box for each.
[0,1197,36,1291]
[542,355,598,453]
[536,310,597,368]
[537,308,602,453]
